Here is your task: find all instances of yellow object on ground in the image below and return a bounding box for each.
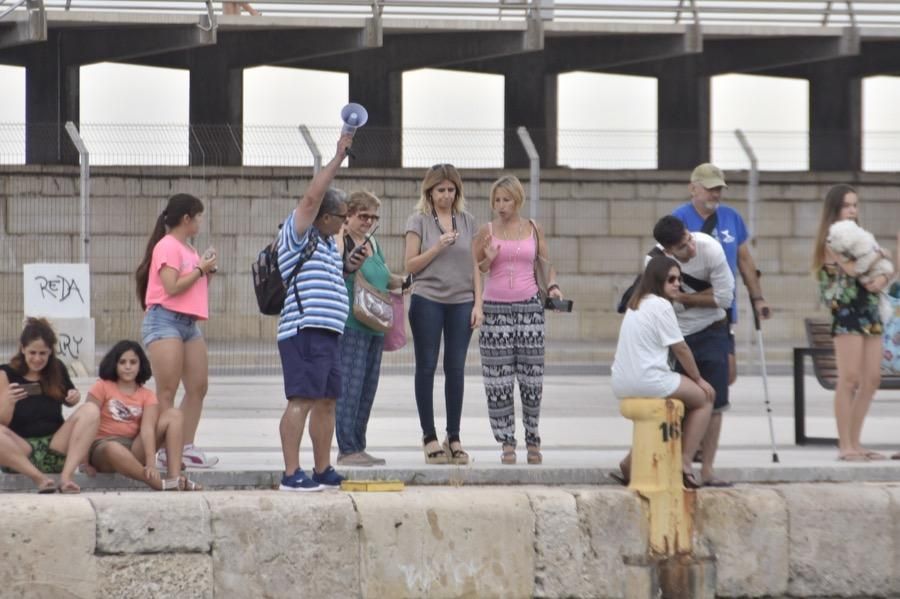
[341,480,405,492]
[620,397,693,555]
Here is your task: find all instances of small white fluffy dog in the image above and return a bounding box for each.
[827,219,895,323]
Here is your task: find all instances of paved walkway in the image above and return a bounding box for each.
[3,373,900,491]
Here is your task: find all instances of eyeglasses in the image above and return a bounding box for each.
[357,213,380,222]
[667,275,683,284]
[328,212,349,221]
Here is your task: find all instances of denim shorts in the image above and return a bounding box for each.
[278,327,342,400]
[142,304,203,346]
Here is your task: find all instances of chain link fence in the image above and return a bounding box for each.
[1,122,896,376]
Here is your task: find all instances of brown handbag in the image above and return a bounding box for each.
[352,272,394,333]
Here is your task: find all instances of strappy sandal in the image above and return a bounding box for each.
[442,438,470,465]
[160,478,181,491]
[501,445,516,465]
[682,471,702,490]
[526,445,543,465]
[423,438,449,465]
[58,480,81,494]
[37,478,57,494]
[179,476,203,491]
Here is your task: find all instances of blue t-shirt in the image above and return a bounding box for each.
[672,202,748,322]
[276,212,349,340]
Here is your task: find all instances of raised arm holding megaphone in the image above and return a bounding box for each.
[340,103,368,158]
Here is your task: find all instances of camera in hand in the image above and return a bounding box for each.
[20,382,42,396]
[544,297,573,312]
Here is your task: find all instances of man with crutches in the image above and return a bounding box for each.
[673,165,779,469]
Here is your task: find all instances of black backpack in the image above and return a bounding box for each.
[252,226,319,316]
[616,213,718,313]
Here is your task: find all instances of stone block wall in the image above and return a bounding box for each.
[0,166,897,361]
[4,484,900,598]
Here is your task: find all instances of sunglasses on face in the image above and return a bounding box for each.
[356,213,380,222]
[667,275,683,284]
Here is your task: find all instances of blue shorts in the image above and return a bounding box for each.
[142,304,203,346]
[676,321,730,412]
[278,327,342,400]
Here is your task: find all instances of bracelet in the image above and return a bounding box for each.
[750,295,764,302]
[196,266,205,277]
[547,283,560,293]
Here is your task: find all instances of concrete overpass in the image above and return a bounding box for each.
[2,0,900,168]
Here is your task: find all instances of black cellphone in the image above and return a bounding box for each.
[545,297,574,312]
[20,382,42,396]
[351,225,380,256]
[401,273,413,291]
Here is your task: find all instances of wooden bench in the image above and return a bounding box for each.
[794,318,900,445]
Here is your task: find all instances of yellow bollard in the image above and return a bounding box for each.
[620,397,693,556]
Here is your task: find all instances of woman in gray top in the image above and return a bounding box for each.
[404,164,483,465]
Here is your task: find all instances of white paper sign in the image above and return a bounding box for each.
[48,317,95,376]
[23,263,91,319]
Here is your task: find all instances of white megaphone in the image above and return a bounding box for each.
[340,103,368,136]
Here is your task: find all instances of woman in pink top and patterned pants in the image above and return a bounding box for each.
[135,194,219,469]
[474,176,565,465]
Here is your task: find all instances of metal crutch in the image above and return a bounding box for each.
[748,272,779,463]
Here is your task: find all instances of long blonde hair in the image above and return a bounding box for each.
[811,184,857,272]
[414,163,465,215]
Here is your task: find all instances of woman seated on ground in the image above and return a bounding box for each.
[610,255,715,489]
[0,318,100,493]
[87,340,201,491]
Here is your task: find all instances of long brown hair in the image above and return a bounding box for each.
[135,193,204,309]
[812,184,857,272]
[9,317,67,400]
[627,255,681,311]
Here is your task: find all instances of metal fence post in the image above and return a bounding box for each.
[298,125,322,175]
[516,126,540,220]
[734,128,759,372]
[64,121,90,264]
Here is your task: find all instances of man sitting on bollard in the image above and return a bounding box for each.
[651,216,735,487]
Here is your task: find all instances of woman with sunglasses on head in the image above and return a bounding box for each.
[610,255,715,489]
[334,190,406,467]
[474,175,563,466]
[405,164,483,465]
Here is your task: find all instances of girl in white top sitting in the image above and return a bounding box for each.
[611,255,715,488]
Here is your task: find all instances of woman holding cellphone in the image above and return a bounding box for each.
[0,318,100,493]
[335,190,405,467]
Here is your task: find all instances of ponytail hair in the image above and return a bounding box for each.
[135,193,204,309]
[9,317,67,401]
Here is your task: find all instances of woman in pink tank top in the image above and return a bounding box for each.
[473,175,565,466]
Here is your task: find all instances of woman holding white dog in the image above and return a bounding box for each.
[812,184,895,462]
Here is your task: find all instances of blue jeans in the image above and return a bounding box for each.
[336,327,384,455]
[408,294,474,439]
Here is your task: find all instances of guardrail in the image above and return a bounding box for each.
[4,0,900,27]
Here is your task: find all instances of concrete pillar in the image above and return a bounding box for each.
[808,61,861,171]
[25,31,80,165]
[504,57,558,168]
[188,53,243,167]
[657,57,709,170]
[348,64,402,168]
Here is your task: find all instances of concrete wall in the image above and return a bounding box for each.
[2,484,900,598]
[1,166,898,354]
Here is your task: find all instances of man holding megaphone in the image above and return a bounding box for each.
[340,103,368,159]
[276,132,355,492]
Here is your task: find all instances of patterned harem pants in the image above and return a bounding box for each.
[478,294,544,446]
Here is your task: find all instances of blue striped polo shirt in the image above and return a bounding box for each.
[276,212,349,341]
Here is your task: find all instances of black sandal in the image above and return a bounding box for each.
[423,436,448,465]
[442,438,470,465]
[682,471,702,489]
[608,471,629,486]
